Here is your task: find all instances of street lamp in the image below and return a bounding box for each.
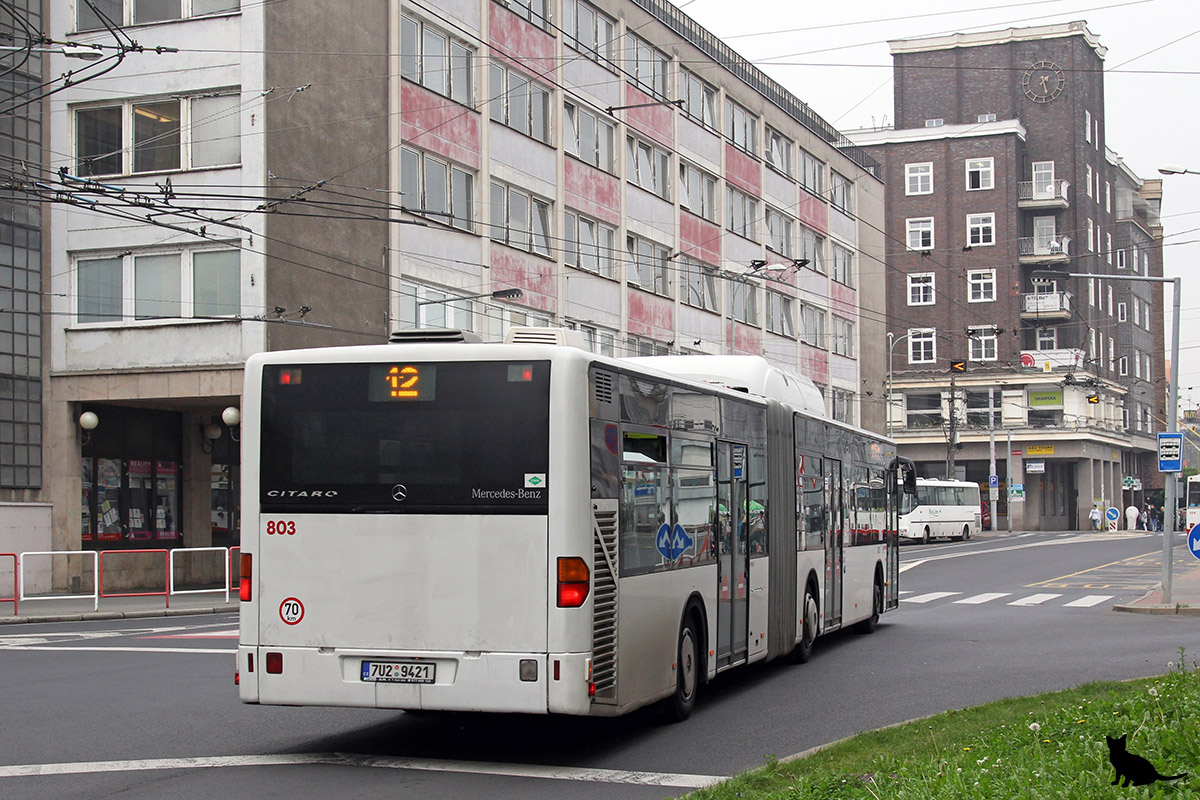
[416,287,522,306]
[1158,164,1200,176]
[1034,268,1182,604]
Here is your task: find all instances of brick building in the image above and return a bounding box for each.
[848,22,1165,531]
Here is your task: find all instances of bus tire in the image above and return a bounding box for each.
[922,526,931,544]
[666,616,700,722]
[961,524,971,541]
[794,582,819,663]
[855,573,883,634]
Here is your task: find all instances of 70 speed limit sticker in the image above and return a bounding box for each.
[279,597,305,625]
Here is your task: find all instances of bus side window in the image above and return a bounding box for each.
[590,420,620,499]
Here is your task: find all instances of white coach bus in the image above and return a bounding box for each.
[237,328,914,720]
[899,478,982,543]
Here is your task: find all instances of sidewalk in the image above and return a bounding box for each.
[1113,554,1200,616]
[0,590,238,625]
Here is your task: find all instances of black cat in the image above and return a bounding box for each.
[1106,734,1188,787]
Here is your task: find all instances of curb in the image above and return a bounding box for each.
[1113,603,1200,616]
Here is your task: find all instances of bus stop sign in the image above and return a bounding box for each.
[1158,432,1183,472]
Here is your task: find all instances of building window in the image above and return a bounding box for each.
[832,316,855,357]
[908,273,935,306]
[563,0,615,63]
[76,248,241,324]
[966,158,994,191]
[925,118,944,128]
[77,0,238,29]
[570,323,617,356]
[725,100,758,153]
[965,389,1001,428]
[1087,218,1094,252]
[679,162,717,222]
[1117,249,1127,269]
[967,213,995,246]
[829,171,854,215]
[831,244,854,288]
[906,393,942,429]
[1105,182,1112,213]
[766,208,794,257]
[799,227,825,273]
[977,113,997,123]
[680,69,716,128]
[905,162,933,195]
[1085,164,1093,197]
[401,15,473,104]
[682,257,719,312]
[401,146,474,231]
[906,217,934,250]
[626,135,670,199]
[765,126,792,176]
[1118,301,1127,322]
[730,281,757,324]
[498,0,550,29]
[564,102,615,172]
[1133,298,1141,326]
[489,64,551,143]
[490,181,551,256]
[766,291,794,337]
[830,389,854,424]
[968,326,998,361]
[727,187,758,240]
[563,210,616,278]
[799,148,823,197]
[399,280,476,331]
[628,35,669,98]
[627,234,672,297]
[967,269,995,302]
[908,328,936,364]
[1085,110,1092,142]
[75,91,241,177]
[1119,355,1129,377]
[1035,326,1057,350]
[800,303,825,347]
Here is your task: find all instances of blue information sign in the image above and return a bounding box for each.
[1105,507,1120,523]
[1189,525,1200,562]
[1158,432,1183,473]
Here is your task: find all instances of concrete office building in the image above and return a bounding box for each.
[32,0,885,558]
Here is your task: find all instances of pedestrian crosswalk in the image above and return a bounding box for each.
[900,590,1115,608]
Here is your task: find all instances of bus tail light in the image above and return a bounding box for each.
[239,553,252,601]
[556,557,590,608]
[266,652,283,674]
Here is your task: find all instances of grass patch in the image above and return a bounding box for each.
[688,649,1200,800]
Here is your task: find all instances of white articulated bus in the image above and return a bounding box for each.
[237,328,914,720]
[899,478,982,543]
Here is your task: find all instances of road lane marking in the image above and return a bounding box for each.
[1063,595,1114,608]
[1008,593,1062,606]
[0,753,724,788]
[0,645,230,654]
[954,593,1011,604]
[900,533,1150,573]
[904,592,960,604]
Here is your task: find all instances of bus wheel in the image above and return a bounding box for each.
[855,576,882,634]
[961,524,971,541]
[922,526,931,544]
[794,584,818,663]
[666,617,699,722]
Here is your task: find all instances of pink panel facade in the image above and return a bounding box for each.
[795,192,828,233]
[623,85,674,149]
[730,320,763,356]
[679,213,721,265]
[627,289,674,340]
[488,4,556,75]
[724,144,761,196]
[798,345,831,385]
[400,83,481,169]
[491,248,557,314]
[830,282,857,319]
[564,159,621,226]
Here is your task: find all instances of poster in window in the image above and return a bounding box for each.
[96,458,123,541]
[81,457,93,542]
[156,461,180,540]
[129,459,154,540]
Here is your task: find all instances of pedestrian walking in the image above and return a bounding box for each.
[1089,504,1102,532]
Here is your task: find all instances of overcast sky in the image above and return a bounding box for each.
[680,0,1200,413]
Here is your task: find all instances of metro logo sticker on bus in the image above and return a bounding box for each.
[524,474,546,488]
[656,523,694,562]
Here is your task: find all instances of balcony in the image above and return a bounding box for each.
[1018,179,1070,209]
[1020,291,1072,320]
[1018,236,1070,264]
[1019,348,1085,372]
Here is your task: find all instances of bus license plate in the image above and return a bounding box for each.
[361,660,436,684]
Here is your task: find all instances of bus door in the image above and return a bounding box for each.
[716,441,749,669]
[825,459,843,628]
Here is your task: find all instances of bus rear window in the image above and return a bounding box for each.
[259,360,550,513]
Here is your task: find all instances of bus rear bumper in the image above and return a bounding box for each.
[238,646,593,714]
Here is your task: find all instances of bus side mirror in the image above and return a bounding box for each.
[903,468,917,496]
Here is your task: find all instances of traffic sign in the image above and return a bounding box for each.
[989,474,998,488]
[1189,525,1200,562]
[1105,507,1120,522]
[1158,432,1183,472]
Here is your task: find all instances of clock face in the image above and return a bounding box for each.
[1023,60,1065,103]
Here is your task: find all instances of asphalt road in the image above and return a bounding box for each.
[0,530,1194,799]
